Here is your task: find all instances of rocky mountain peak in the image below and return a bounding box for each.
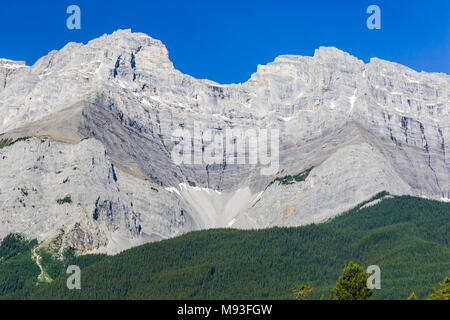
[313,46,360,61]
[0,58,28,69]
[0,30,448,254]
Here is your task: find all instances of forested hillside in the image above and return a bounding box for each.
[1,193,449,300]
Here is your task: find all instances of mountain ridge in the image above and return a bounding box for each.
[0,29,448,253]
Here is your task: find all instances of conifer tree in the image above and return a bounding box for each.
[292,284,313,300]
[427,277,450,300]
[331,262,372,300]
[408,292,417,300]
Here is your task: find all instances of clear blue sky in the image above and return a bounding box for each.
[0,0,448,83]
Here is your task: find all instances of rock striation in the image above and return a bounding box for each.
[0,29,448,253]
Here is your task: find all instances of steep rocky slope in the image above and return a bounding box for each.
[0,29,448,253]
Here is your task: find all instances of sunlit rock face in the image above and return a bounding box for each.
[0,29,448,253]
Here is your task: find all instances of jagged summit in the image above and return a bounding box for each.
[313,46,361,62]
[0,58,28,67]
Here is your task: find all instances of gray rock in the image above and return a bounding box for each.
[0,29,448,253]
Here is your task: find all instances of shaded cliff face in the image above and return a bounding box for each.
[0,29,448,253]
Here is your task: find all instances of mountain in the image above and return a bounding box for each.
[0,29,449,254]
[2,194,449,300]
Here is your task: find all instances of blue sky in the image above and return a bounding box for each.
[0,0,448,83]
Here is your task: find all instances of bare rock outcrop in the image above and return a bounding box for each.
[0,30,448,253]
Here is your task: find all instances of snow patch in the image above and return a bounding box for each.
[114,79,128,89]
[0,59,28,70]
[349,89,357,112]
[278,116,293,122]
[38,72,52,79]
[148,95,162,103]
[212,113,231,121]
[2,63,28,70]
[165,186,181,197]
[360,195,393,209]
[141,98,152,106]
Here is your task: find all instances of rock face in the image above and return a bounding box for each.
[0,29,448,254]
[0,59,28,92]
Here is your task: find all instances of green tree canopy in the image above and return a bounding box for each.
[331,262,372,300]
[292,284,313,300]
[408,292,417,300]
[427,277,450,300]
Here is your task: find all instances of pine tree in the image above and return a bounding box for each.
[426,277,450,300]
[331,262,372,300]
[292,284,313,300]
[408,292,417,300]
